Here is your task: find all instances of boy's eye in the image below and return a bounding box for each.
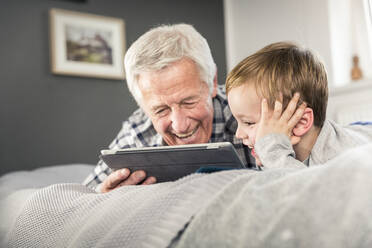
[243,122,255,126]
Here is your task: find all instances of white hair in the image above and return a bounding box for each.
[124,23,217,106]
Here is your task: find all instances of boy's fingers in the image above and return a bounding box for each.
[272,92,284,119]
[290,135,301,145]
[287,102,306,129]
[281,92,300,121]
[279,92,284,103]
[273,100,283,119]
[261,98,269,121]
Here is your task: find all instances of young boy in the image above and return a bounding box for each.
[226,42,372,169]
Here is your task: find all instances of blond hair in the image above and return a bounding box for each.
[226,42,328,127]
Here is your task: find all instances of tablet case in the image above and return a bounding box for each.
[100,142,245,183]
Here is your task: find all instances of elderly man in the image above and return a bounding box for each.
[83,24,255,192]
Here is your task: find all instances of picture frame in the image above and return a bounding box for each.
[49,8,126,80]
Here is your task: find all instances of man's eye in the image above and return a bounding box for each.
[183,102,196,106]
[155,108,168,115]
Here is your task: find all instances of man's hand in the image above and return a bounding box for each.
[100,169,157,193]
[255,93,307,145]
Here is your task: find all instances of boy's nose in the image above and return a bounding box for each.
[235,125,246,139]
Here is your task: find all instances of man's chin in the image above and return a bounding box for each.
[165,127,208,145]
[168,132,207,146]
[173,136,203,145]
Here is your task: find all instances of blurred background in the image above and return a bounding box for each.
[1,0,372,175]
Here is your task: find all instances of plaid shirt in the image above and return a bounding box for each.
[82,85,256,188]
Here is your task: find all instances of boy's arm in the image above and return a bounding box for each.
[255,93,308,169]
[255,133,307,169]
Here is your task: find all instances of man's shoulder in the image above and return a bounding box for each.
[214,85,231,114]
[213,84,236,130]
[215,84,227,100]
[126,108,148,123]
[123,108,157,135]
[111,108,161,149]
[123,108,154,132]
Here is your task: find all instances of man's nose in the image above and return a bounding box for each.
[170,108,189,133]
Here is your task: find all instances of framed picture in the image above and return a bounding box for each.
[49,8,126,80]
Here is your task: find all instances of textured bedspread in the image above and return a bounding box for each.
[4,144,372,248]
[5,169,252,248]
[0,164,94,245]
[174,144,372,248]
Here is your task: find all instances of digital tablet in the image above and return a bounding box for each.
[100,142,245,183]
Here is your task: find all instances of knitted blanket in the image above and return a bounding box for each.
[5,169,253,248]
[5,144,372,248]
[173,143,372,248]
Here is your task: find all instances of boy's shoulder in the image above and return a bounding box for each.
[310,120,372,164]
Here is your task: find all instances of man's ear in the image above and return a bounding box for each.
[211,70,218,97]
[292,107,314,137]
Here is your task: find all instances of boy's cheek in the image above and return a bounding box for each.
[251,148,263,166]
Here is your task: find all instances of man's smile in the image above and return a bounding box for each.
[172,125,199,139]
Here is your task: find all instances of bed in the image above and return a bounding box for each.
[2,143,372,248]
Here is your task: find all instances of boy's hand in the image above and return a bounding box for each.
[255,93,307,145]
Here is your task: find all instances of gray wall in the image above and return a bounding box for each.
[0,0,226,175]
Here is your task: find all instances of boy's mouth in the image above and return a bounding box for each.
[251,148,257,158]
[251,148,263,166]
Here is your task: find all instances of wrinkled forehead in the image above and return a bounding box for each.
[138,74,209,110]
[144,83,205,104]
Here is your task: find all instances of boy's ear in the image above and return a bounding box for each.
[292,107,314,137]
